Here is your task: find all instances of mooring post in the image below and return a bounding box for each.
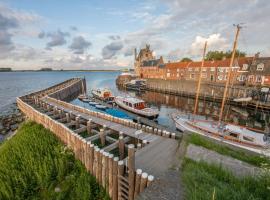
[66,112,70,123]
[137,143,142,150]
[140,172,148,192]
[118,135,125,160]
[134,169,142,199]
[87,119,92,134]
[102,151,107,188]
[112,157,119,200]
[99,149,104,183]
[89,143,94,174]
[128,144,135,200]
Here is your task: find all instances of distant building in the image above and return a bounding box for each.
[134,45,270,86]
[0,68,12,72]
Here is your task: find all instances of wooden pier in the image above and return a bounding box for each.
[17,78,181,200]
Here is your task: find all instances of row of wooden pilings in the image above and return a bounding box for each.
[19,96,156,200]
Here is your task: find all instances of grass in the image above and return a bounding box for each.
[0,121,109,200]
[186,133,270,168]
[182,158,270,200]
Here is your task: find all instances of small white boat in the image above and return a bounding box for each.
[92,88,115,103]
[78,94,90,102]
[89,101,99,106]
[172,112,270,150]
[95,104,107,110]
[115,96,159,119]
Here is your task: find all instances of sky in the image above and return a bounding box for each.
[0,0,270,70]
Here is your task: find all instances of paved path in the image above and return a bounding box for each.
[186,144,262,177]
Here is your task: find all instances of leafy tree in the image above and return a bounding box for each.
[205,50,246,61]
[181,57,193,62]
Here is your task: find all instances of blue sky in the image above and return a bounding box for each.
[0,0,269,70]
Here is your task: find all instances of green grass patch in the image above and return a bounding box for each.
[186,133,270,168]
[0,121,109,200]
[182,158,270,200]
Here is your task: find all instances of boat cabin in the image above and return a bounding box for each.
[123,97,146,110]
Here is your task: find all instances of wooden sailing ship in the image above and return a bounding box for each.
[172,25,270,153]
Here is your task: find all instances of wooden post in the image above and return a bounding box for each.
[140,172,148,192]
[118,135,125,160]
[108,154,114,198]
[89,143,94,174]
[99,149,104,183]
[100,128,105,147]
[87,119,92,134]
[117,160,124,198]
[137,143,142,150]
[128,144,135,200]
[112,157,119,200]
[171,133,176,139]
[102,151,107,188]
[75,115,80,129]
[142,140,147,147]
[66,112,70,123]
[134,169,142,199]
[94,147,100,179]
[147,175,154,187]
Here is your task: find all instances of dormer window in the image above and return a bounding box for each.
[257,63,264,71]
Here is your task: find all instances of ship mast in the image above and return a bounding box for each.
[218,24,242,123]
[194,41,207,115]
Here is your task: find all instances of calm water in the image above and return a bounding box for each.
[0,71,269,130]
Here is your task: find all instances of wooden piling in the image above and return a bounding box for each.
[100,128,105,147]
[87,119,92,134]
[140,172,148,193]
[147,175,154,187]
[99,149,104,183]
[118,135,125,160]
[112,157,119,200]
[117,160,124,198]
[66,112,70,122]
[75,115,80,129]
[108,154,114,198]
[134,169,142,199]
[128,144,135,200]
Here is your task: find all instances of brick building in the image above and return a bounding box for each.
[135,45,270,86]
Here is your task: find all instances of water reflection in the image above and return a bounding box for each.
[118,88,270,131]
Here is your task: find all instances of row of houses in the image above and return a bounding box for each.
[134,45,270,86]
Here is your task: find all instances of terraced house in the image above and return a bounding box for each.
[135,46,270,86]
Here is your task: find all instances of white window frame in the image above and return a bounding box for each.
[257,63,264,71]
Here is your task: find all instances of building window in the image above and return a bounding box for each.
[218,67,224,72]
[242,64,249,71]
[202,67,207,72]
[188,68,192,71]
[218,75,223,80]
[257,63,264,71]
[190,73,195,79]
[195,67,199,71]
[201,73,207,78]
[167,73,170,77]
[210,74,214,81]
[210,67,215,72]
[249,75,254,82]
[256,75,262,83]
[177,68,180,72]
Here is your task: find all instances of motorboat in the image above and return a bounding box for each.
[95,104,107,110]
[92,88,115,103]
[172,112,270,150]
[78,94,90,102]
[89,101,99,106]
[115,96,159,119]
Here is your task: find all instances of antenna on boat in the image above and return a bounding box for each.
[218,24,242,124]
[194,41,208,115]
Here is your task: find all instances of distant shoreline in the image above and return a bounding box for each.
[0,69,125,72]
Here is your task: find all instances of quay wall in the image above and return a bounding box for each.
[17,78,158,200]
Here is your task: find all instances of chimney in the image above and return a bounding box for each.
[255,52,260,59]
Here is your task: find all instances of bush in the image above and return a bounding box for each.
[0,121,109,200]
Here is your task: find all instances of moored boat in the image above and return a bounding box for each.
[172,112,270,150]
[125,79,146,91]
[92,88,115,103]
[115,96,159,119]
[78,94,90,102]
[95,104,107,110]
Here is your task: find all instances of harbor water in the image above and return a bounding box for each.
[0,71,269,130]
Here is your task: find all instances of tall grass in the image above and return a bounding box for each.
[0,121,109,200]
[182,158,270,200]
[187,133,270,167]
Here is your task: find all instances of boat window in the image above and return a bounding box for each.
[229,132,238,138]
[243,136,254,142]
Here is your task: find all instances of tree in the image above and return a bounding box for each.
[205,50,246,61]
[181,57,193,62]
